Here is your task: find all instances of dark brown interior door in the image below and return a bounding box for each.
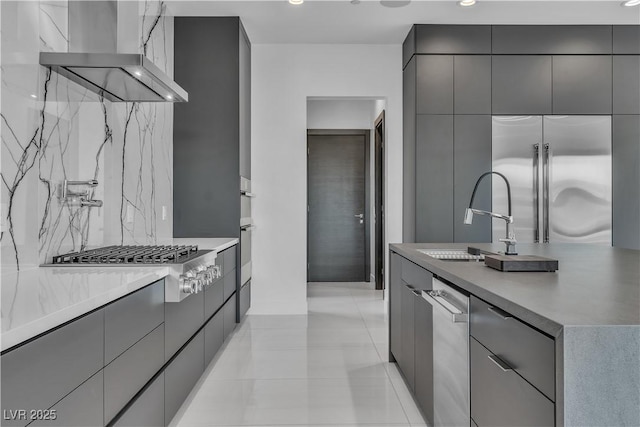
[308,133,366,282]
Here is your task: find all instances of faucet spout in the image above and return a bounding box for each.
[464,172,518,255]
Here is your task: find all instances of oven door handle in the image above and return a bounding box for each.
[240,191,256,198]
[240,224,255,231]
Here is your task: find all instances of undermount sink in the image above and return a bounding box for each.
[418,249,485,262]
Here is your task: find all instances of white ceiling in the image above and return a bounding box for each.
[165,0,640,44]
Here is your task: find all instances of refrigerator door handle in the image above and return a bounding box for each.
[533,144,540,243]
[543,143,550,243]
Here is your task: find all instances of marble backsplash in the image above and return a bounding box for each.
[1,0,174,271]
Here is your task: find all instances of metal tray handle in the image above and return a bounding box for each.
[421,290,468,323]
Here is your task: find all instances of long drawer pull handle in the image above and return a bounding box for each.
[422,290,468,323]
[412,289,422,297]
[488,354,513,372]
[488,306,513,320]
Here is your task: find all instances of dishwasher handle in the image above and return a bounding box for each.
[422,290,468,323]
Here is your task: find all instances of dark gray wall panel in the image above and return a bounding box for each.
[113,373,164,427]
[403,58,417,243]
[174,17,241,237]
[104,325,165,424]
[403,25,416,69]
[165,291,204,361]
[415,25,491,54]
[613,115,640,250]
[454,56,491,114]
[416,55,453,114]
[165,331,205,425]
[105,280,164,364]
[552,55,612,114]
[239,23,251,179]
[613,25,640,54]
[29,371,103,427]
[205,310,224,367]
[1,310,104,427]
[492,55,552,115]
[613,55,640,114]
[492,25,612,54]
[454,115,492,243]
[415,115,454,242]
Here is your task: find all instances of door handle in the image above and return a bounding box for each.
[543,143,550,243]
[488,354,514,372]
[533,143,540,243]
[354,214,364,219]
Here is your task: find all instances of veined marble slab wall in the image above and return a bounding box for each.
[1,0,174,271]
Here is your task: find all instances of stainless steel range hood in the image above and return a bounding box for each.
[39,1,187,103]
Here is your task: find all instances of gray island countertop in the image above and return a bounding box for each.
[390,242,640,337]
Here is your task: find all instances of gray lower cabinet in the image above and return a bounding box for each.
[105,280,164,364]
[223,268,237,301]
[552,55,612,114]
[612,115,640,250]
[389,253,402,362]
[470,338,554,427]
[399,282,416,391]
[112,373,165,427]
[28,371,104,427]
[1,309,104,427]
[223,247,237,273]
[165,291,205,361]
[613,55,640,114]
[403,57,417,243]
[205,276,225,320]
[205,310,225,367]
[223,293,238,340]
[239,281,251,319]
[414,290,434,427]
[165,331,205,425]
[492,55,552,114]
[415,115,454,242]
[104,324,165,424]
[453,115,492,243]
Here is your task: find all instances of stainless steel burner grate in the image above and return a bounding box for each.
[51,245,199,265]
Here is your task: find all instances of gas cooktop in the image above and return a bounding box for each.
[47,245,206,266]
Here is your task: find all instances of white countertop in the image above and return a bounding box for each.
[0,238,238,352]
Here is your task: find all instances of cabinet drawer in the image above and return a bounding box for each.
[28,371,103,427]
[470,296,555,400]
[223,246,237,273]
[223,268,237,301]
[165,291,204,360]
[165,331,205,425]
[239,280,251,318]
[1,309,104,427]
[205,310,224,367]
[470,338,554,427]
[104,324,165,424]
[112,372,164,427]
[223,293,237,340]
[401,258,432,291]
[205,276,225,320]
[105,280,164,364]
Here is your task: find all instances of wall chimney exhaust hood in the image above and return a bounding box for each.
[39,1,188,103]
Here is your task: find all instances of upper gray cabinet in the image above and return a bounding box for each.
[492,55,552,114]
[414,25,491,54]
[454,56,491,114]
[492,25,612,54]
[552,56,612,114]
[613,55,640,114]
[416,55,453,114]
[613,25,640,54]
[239,26,251,179]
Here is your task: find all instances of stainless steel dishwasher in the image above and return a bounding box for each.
[421,277,470,427]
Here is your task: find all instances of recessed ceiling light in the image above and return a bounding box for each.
[166,94,173,100]
[622,0,640,6]
[30,94,37,99]
[134,70,142,77]
[289,0,303,5]
[459,0,476,6]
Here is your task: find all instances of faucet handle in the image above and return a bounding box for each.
[499,238,517,243]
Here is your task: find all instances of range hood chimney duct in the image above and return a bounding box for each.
[39,1,188,103]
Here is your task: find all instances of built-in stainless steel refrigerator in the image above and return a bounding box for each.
[492,116,612,245]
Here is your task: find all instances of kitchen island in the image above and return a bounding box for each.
[390,242,639,427]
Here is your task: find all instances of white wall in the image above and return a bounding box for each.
[307,99,375,130]
[251,44,402,314]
